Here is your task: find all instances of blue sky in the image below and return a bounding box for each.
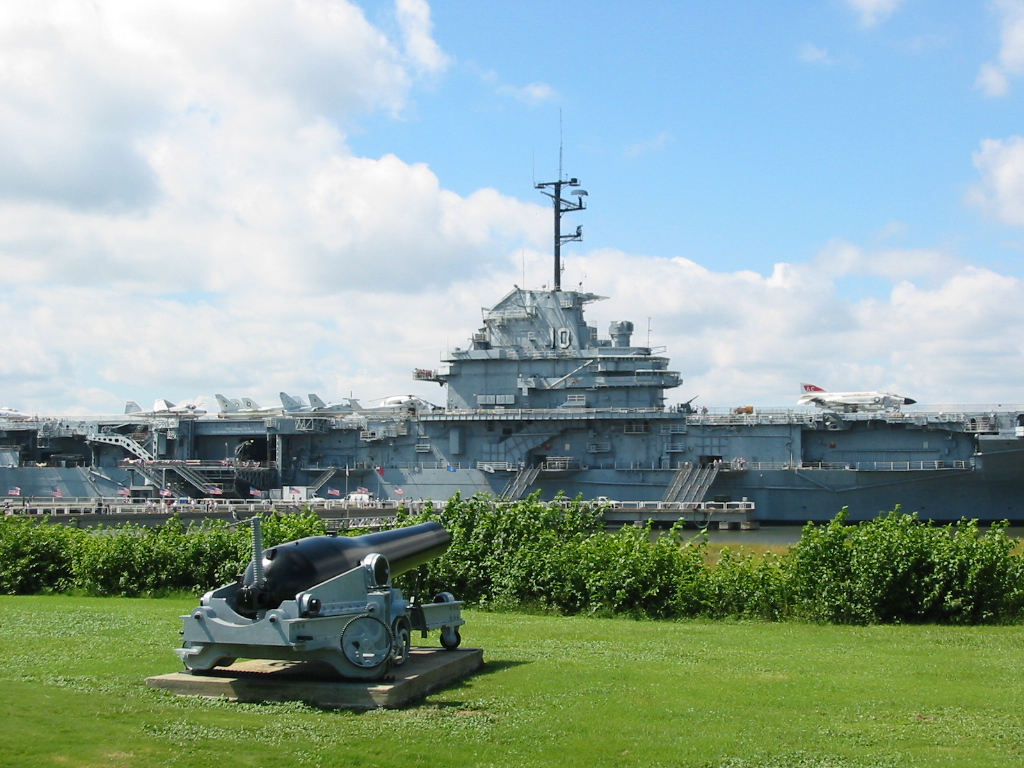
[354,2,1020,275]
[2,0,1024,415]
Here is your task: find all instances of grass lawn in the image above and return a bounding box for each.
[0,595,1022,767]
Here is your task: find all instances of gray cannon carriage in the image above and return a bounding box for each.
[177,520,465,680]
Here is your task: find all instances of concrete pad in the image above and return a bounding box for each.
[146,647,484,709]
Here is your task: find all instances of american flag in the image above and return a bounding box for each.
[208,486,223,496]
[327,488,341,497]
[159,488,173,497]
[117,486,130,497]
[356,486,369,494]
[394,488,404,495]
[289,486,301,495]
[51,486,62,499]
[250,489,263,498]
[7,486,20,496]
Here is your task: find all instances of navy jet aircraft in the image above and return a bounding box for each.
[125,399,206,416]
[798,383,916,412]
[280,392,359,413]
[214,395,283,417]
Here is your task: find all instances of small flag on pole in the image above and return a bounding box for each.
[159,488,173,497]
[51,486,62,499]
[117,486,130,497]
[327,488,341,497]
[250,489,263,498]
[7,486,20,496]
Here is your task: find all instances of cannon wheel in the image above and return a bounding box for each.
[392,615,412,666]
[340,615,393,670]
[440,626,461,650]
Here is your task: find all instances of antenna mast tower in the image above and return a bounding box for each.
[535,176,586,292]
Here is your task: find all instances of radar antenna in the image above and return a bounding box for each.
[535,176,587,292]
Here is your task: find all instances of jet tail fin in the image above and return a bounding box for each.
[125,401,142,414]
[280,392,305,411]
[308,393,327,409]
[215,394,239,413]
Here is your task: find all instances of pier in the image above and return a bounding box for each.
[3,496,757,530]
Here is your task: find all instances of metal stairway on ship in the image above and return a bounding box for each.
[662,461,720,503]
[501,466,542,501]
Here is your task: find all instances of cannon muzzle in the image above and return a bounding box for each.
[233,521,449,615]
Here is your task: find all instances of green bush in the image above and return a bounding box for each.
[701,546,790,620]
[0,516,78,593]
[0,508,328,598]
[787,509,1024,624]
[1,502,1022,625]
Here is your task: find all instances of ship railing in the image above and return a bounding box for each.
[119,458,276,471]
[3,498,241,515]
[389,461,467,470]
[788,460,973,472]
[685,413,818,426]
[603,500,755,512]
[3,497,448,519]
[541,457,581,471]
[738,462,796,471]
[849,460,972,471]
[418,407,672,419]
[720,460,975,472]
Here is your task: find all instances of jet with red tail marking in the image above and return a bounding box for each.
[798,383,916,412]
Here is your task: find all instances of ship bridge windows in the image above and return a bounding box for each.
[477,394,515,407]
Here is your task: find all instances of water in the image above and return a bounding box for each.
[686,524,1024,548]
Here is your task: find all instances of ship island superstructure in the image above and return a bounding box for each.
[4,176,1024,522]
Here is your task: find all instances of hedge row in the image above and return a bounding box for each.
[2,495,1023,624]
[404,494,1024,624]
[0,511,327,597]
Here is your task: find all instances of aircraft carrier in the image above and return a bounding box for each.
[3,176,1024,523]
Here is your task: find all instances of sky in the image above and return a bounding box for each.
[3,0,1024,415]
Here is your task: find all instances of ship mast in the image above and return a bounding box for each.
[535,176,586,292]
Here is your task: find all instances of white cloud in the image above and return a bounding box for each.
[967,136,1024,226]
[846,0,904,28]
[543,244,1024,407]
[812,239,961,282]
[976,61,1010,96]
[799,43,834,65]
[624,131,673,158]
[498,81,558,106]
[976,0,1024,97]
[395,0,449,75]
[1,1,1022,418]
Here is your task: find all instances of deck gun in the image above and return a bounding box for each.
[177,519,465,680]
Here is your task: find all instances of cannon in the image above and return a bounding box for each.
[177,520,465,680]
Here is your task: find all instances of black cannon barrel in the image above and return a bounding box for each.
[233,521,450,615]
